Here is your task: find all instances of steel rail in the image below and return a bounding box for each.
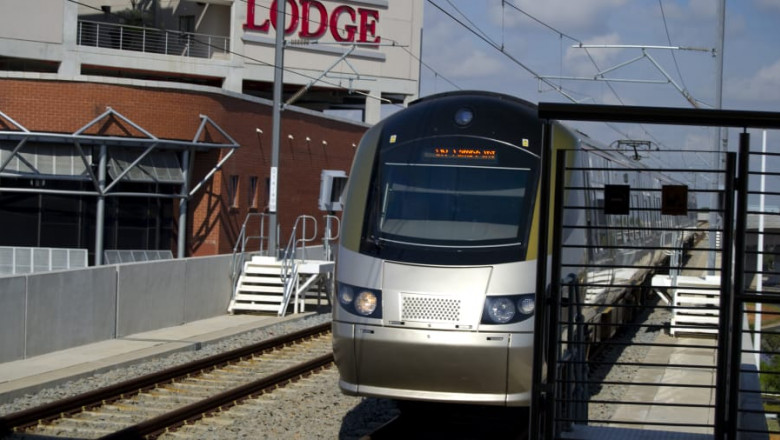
[101,353,335,439]
[0,322,331,433]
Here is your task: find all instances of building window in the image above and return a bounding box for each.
[248,176,259,210]
[228,174,239,209]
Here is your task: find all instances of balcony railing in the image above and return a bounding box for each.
[77,20,230,59]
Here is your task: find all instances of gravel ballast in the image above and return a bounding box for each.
[0,303,681,438]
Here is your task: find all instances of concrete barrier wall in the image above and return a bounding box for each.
[0,254,234,363]
[116,259,187,337]
[183,255,232,322]
[26,266,117,357]
[0,276,27,362]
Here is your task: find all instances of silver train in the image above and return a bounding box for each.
[331,91,696,407]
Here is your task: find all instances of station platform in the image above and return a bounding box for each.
[0,312,317,405]
[561,332,718,440]
[559,236,763,439]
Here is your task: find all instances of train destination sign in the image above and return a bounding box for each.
[425,147,497,161]
[245,0,381,43]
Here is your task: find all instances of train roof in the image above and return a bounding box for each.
[410,90,538,113]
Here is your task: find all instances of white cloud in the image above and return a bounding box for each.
[564,33,623,77]
[421,16,506,82]
[661,0,716,21]
[727,59,780,103]
[446,49,506,78]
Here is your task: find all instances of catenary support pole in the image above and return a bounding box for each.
[709,0,726,274]
[268,0,286,258]
[178,149,190,258]
[94,144,107,265]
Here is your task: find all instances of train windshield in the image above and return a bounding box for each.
[379,163,528,243]
[362,136,539,265]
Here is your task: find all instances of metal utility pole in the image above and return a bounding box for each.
[268,0,286,258]
[709,0,726,273]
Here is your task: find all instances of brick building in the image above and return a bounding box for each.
[0,0,423,264]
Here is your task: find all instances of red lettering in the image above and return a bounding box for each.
[245,1,381,44]
[300,0,327,39]
[244,0,270,32]
[358,8,380,44]
[330,5,356,42]
[245,0,299,34]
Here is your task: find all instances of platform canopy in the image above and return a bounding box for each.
[0,107,240,262]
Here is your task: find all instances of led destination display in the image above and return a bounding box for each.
[425,147,497,161]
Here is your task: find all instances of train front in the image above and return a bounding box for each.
[332,91,544,406]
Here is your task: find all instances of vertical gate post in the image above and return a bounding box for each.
[713,151,738,439]
[530,120,554,440]
[729,133,751,438]
[544,148,569,437]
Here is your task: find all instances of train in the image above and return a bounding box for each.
[331,90,697,407]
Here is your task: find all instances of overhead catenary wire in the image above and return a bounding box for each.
[426,0,580,103]
[428,0,677,152]
[503,1,705,154]
[658,0,691,94]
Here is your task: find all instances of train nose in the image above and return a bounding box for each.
[380,262,491,330]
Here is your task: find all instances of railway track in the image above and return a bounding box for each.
[0,322,333,439]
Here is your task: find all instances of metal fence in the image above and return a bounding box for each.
[0,246,88,276]
[530,103,780,440]
[735,129,780,439]
[540,147,730,439]
[77,20,230,59]
[103,250,174,265]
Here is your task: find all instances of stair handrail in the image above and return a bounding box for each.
[279,215,318,316]
[322,214,341,262]
[229,213,269,301]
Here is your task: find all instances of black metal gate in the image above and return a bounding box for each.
[530,103,780,440]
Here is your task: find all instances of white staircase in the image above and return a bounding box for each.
[228,255,333,315]
[652,275,721,336]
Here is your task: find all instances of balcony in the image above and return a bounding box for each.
[77,20,229,59]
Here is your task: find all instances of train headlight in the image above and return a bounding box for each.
[517,296,535,315]
[354,290,378,316]
[338,284,354,305]
[482,294,535,325]
[336,282,382,318]
[485,297,516,324]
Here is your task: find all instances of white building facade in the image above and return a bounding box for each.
[0,0,423,124]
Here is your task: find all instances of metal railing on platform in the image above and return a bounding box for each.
[103,250,173,264]
[280,215,318,314]
[0,246,87,276]
[736,130,780,439]
[77,20,229,59]
[531,102,780,440]
[536,148,731,439]
[230,212,270,299]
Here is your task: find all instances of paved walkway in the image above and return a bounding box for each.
[0,313,314,404]
[563,235,726,439]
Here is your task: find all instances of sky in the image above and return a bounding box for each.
[412,0,780,172]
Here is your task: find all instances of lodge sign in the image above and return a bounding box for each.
[245,0,381,44]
